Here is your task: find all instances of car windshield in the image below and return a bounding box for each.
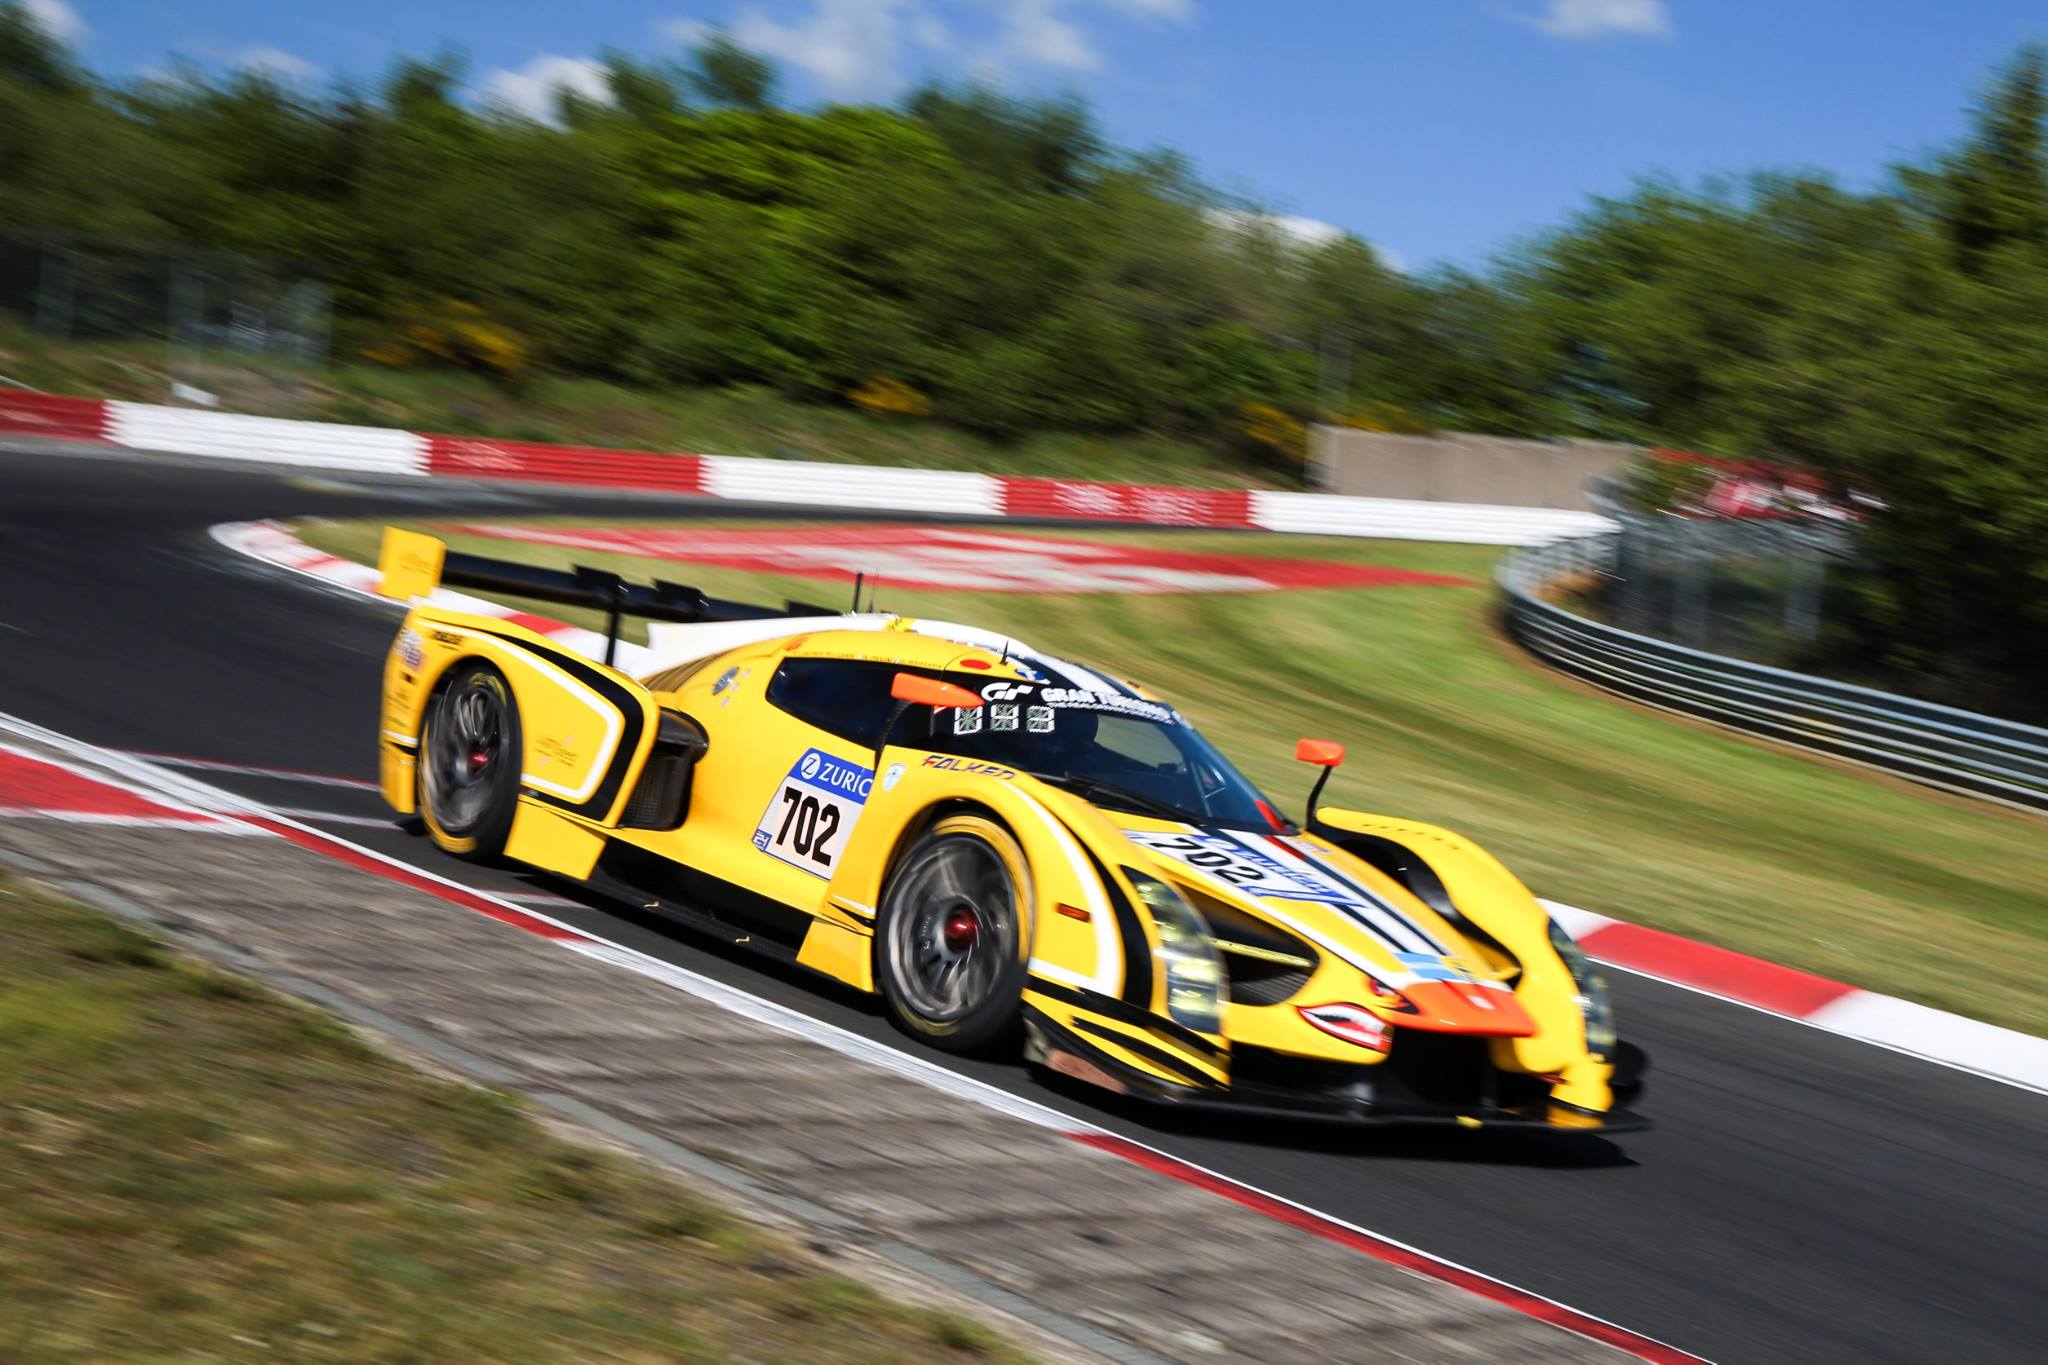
[915,682,1284,830]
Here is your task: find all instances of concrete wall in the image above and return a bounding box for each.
[1308,427,1639,511]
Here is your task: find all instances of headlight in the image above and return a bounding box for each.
[1548,919,1616,1060]
[1127,871,1225,1035]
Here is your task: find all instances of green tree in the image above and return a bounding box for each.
[1929,44,2048,270]
[0,0,80,92]
[685,33,776,110]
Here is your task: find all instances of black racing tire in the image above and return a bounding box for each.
[1609,1039,1649,1110]
[875,814,1033,1055]
[417,660,522,862]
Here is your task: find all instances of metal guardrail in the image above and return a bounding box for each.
[1498,532,2048,813]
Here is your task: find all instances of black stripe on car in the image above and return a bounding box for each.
[471,627,647,823]
[1025,975,1225,1059]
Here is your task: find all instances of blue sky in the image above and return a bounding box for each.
[28,1,2048,268]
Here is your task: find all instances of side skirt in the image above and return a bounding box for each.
[583,840,814,964]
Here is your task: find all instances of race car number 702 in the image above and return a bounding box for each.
[753,748,874,879]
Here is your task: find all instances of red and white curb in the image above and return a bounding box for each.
[0,739,260,833]
[1543,902,2048,1095]
[0,707,1701,1363]
[217,517,2048,1099]
[211,519,655,673]
[1,387,1609,546]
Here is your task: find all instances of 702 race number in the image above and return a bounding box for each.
[753,748,873,879]
[1137,832,1271,885]
[774,785,842,867]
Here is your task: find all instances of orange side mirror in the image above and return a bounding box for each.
[1295,738,1345,768]
[892,673,985,709]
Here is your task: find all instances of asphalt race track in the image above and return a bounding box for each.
[4,445,2045,1363]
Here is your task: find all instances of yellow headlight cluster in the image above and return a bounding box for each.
[1128,871,1225,1035]
[1548,918,1616,1060]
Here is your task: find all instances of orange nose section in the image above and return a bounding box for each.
[1395,981,1538,1036]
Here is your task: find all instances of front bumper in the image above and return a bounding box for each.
[1025,1008,1649,1134]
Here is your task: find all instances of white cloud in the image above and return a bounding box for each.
[24,0,88,45]
[1523,0,1673,40]
[483,53,616,123]
[1001,0,1099,72]
[234,46,322,84]
[1204,208,1407,269]
[1099,0,1192,18]
[1268,214,1346,249]
[730,0,918,101]
[1206,208,1345,249]
[677,1,1194,100]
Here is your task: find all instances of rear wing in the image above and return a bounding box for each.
[375,526,835,667]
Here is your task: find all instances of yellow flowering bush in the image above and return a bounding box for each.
[847,374,932,418]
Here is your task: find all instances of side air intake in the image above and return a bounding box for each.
[619,711,708,831]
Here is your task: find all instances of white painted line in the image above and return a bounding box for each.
[0,809,262,832]
[0,735,244,828]
[498,891,592,910]
[267,806,400,830]
[562,941,1074,1131]
[1806,991,2048,1097]
[121,751,383,792]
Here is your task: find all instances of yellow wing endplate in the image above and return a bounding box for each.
[376,526,447,602]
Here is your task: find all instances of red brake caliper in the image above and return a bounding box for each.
[942,908,978,952]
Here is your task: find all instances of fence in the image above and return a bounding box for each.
[1583,484,1859,665]
[0,226,329,407]
[1497,532,2048,813]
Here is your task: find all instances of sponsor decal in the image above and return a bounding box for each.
[1129,830,1357,902]
[920,755,1016,780]
[753,748,873,879]
[1297,1003,1392,1053]
[980,680,1175,723]
[882,762,905,791]
[396,627,425,670]
[1131,829,1472,981]
[1396,951,1478,984]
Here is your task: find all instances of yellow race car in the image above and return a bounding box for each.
[373,527,1645,1132]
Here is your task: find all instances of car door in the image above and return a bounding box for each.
[660,650,895,912]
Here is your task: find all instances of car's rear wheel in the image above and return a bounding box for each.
[418,660,521,861]
[876,814,1033,1054]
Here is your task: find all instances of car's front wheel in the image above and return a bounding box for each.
[418,660,522,861]
[876,814,1033,1054]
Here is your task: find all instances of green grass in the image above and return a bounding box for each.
[301,516,2048,1037]
[0,875,1025,1364]
[0,319,1284,487]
